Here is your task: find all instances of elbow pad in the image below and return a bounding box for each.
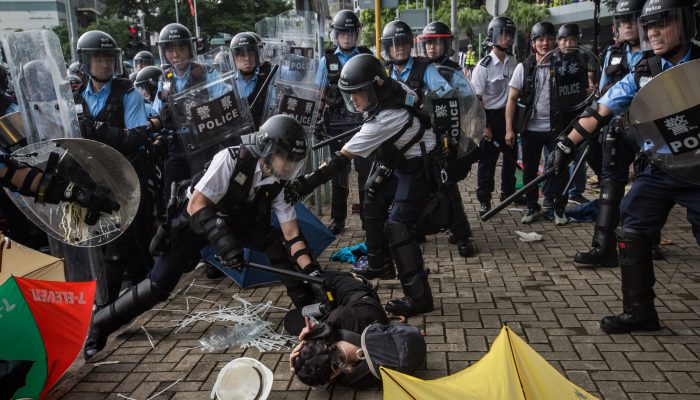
[573,103,613,141]
[189,206,242,260]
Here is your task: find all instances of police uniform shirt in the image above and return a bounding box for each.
[81,79,148,129]
[237,66,260,98]
[389,57,451,95]
[598,44,643,93]
[194,148,297,224]
[471,50,517,110]
[314,47,362,86]
[599,47,692,116]
[151,64,229,115]
[509,63,551,132]
[342,84,436,159]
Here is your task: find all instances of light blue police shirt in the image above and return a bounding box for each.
[389,57,451,96]
[80,79,148,129]
[151,63,229,115]
[315,46,362,86]
[598,43,644,93]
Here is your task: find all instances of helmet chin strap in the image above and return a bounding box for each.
[91,74,112,83]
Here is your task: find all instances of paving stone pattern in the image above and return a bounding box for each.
[51,170,700,400]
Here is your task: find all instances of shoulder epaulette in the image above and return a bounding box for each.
[479,55,492,67]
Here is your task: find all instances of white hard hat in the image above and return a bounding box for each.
[211,357,273,400]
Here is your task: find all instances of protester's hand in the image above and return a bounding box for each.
[547,136,576,176]
[505,128,516,147]
[289,317,315,373]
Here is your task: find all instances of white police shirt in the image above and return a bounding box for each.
[471,50,517,110]
[194,148,297,224]
[342,84,436,159]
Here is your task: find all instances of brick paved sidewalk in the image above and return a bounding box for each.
[50,174,700,400]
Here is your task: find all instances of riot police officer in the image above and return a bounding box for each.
[231,31,272,128]
[68,61,86,84]
[134,65,163,117]
[315,10,373,235]
[84,115,324,358]
[133,50,155,72]
[286,54,436,317]
[151,23,226,202]
[550,0,700,334]
[471,17,520,217]
[75,30,153,305]
[416,20,478,257]
[573,0,647,267]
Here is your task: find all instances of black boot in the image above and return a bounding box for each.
[600,229,661,334]
[328,219,345,235]
[352,252,396,279]
[385,271,433,317]
[383,221,433,317]
[456,237,478,257]
[574,180,624,268]
[84,279,168,359]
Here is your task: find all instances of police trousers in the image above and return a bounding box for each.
[477,108,517,203]
[521,130,569,211]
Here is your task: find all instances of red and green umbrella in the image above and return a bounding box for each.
[0,276,95,399]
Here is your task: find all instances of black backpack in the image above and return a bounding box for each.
[335,323,426,389]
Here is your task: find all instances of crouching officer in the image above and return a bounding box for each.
[417,20,478,257]
[549,0,700,334]
[74,30,154,302]
[84,115,324,358]
[286,54,435,317]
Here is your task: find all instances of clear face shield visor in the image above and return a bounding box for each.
[83,50,123,80]
[134,59,154,70]
[158,40,196,68]
[614,12,641,43]
[331,29,360,50]
[340,82,379,114]
[490,27,517,50]
[417,36,451,60]
[381,35,413,62]
[639,8,694,53]
[232,45,260,73]
[262,144,307,180]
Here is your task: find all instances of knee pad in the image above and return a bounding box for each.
[384,220,422,277]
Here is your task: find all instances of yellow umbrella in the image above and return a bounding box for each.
[381,326,598,400]
[0,234,65,284]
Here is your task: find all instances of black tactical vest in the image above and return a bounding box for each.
[324,46,373,109]
[550,51,590,134]
[634,44,700,89]
[388,57,431,105]
[75,77,133,130]
[439,59,461,70]
[192,146,284,227]
[601,42,632,95]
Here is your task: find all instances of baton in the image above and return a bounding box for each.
[311,125,362,150]
[486,138,524,171]
[247,261,324,285]
[481,167,555,221]
[562,144,589,196]
[249,64,279,112]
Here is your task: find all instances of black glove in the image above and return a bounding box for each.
[548,136,576,176]
[79,117,97,139]
[284,176,314,204]
[219,246,244,270]
[44,175,120,225]
[313,122,327,141]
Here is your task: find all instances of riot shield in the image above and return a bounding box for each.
[1,30,80,142]
[168,47,256,173]
[276,10,319,60]
[5,138,140,247]
[425,67,486,158]
[625,59,700,185]
[1,30,140,246]
[255,16,283,64]
[539,46,600,115]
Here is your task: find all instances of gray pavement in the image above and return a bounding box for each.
[50,173,700,400]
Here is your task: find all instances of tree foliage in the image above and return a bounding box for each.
[53,19,132,62]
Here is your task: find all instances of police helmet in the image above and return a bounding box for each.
[381,20,414,63]
[487,16,517,49]
[157,23,196,65]
[254,115,308,180]
[331,10,361,49]
[128,71,137,82]
[639,0,697,53]
[337,53,387,113]
[418,21,454,60]
[213,51,232,73]
[230,32,260,72]
[68,62,84,78]
[134,65,163,101]
[77,30,124,81]
[530,21,556,41]
[615,0,647,17]
[557,23,582,40]
[133,50,155,69]
[122,61,134,77]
